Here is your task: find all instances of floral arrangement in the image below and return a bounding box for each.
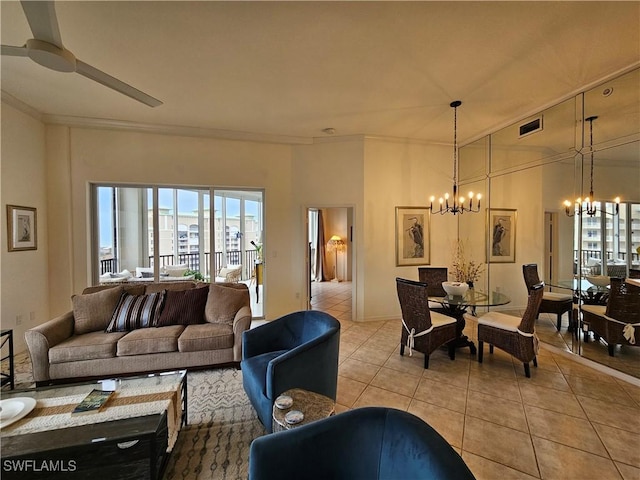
[451,239,484,283]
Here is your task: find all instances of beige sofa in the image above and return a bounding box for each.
[25,281,252,386]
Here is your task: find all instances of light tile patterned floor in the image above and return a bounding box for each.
[311,280,640,480]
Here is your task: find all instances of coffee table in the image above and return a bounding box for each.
[1,370,186,479]
[272,388,335,432]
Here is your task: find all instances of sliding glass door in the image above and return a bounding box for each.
[93,185,264,317]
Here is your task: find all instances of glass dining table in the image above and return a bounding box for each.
[428,289,511,355]
[550,279,609,306]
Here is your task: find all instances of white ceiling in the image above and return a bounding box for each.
[1,1,639,145]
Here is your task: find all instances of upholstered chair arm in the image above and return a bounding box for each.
[266,330,340,400]
[24,311,75,383]
[232,305,253,361]
[242,319,286,360]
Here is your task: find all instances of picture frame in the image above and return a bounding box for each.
[7,205,37,252]
[395,206,430,266]
[487,208,516,263]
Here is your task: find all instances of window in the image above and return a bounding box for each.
[93,185,264,316]
[577,200,640,274]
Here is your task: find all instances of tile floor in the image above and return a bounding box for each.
[310,280,640,480]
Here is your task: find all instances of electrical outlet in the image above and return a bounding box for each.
[295,292,300,299]
[16,315,23,325]
[30,311,36,321]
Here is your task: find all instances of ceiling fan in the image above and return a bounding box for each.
[1,1,162,107]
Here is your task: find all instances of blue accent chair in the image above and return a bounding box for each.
[248,407,476,480]
[241,310,340,433]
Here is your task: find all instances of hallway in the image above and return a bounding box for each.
[310,280,352,322]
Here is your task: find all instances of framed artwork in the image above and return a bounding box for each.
[395,206,430,266]
[7,205,37,252]
[487,208,516,263]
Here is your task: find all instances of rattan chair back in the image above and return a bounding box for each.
[606,277,640,323]
[518,282,545,334]
[396,277,434,331]
[629,268,640,279]
[418,267,448,297]
[522,264,542,291]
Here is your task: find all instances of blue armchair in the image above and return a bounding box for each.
[241,310,340,433]
[248,407,476,480]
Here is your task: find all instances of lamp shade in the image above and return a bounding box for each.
[327,235,345,251]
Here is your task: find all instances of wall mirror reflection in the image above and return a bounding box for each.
[458,67,639,379]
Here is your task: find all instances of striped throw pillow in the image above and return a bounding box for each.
[106,291,166,332]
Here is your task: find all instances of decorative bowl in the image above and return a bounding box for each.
[586,275,610,288]
[442,281,469,297]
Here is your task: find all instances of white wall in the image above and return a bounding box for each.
[45,127,299,320]
[1,103,49,351]
[363,138,455,321]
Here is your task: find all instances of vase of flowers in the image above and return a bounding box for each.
[451,239,484,286]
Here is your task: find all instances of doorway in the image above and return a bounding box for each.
[306,206,354,321]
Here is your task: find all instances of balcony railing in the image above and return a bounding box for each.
[100,249,261,280]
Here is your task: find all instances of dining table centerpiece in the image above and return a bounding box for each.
[450,239,485,288]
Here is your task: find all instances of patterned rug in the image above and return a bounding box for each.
[4,352,265,480]
[164,368,265,480]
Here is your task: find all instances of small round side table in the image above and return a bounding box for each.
[272,388,335,432]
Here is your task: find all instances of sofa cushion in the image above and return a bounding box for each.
[73,286,124,335]
[205,283,249,325]
[117,325,185,356]
[155,286,208,327]
[178,323,234,352]
[146,281,196,294]
[106,291,166,332]
[49,331,127,364]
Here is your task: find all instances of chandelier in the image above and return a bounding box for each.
[564,116,620,217]
[428,101,481,215]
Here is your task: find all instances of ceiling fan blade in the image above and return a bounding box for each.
[1,45,28,57]
[21,0,63,48]
[76,60,163,108]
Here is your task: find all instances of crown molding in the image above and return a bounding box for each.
[1,91,44,121]
[41,114,313,145]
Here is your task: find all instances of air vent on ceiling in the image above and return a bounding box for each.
[518,116,543,138]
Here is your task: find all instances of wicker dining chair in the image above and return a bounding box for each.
[581,277,640,356]
[476,282,545,378]
[396,278,457,369]
[522,264,573,331]
[629,268,640,279]
[418,267,448,312]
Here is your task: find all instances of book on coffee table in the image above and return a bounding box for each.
[72,389,114,416]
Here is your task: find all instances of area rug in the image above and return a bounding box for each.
[5,353,265,480]
[163,368,265,480]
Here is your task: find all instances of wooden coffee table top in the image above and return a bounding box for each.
[272,388,335,432]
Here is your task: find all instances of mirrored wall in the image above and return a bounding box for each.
[458,67,640,378]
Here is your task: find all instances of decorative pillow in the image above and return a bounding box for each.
[136,267,154,278]
[72,286,124,335]
[155,286,209,327]
[106,291,166,332]
[164,264,189,277]
[204,284,249,325]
